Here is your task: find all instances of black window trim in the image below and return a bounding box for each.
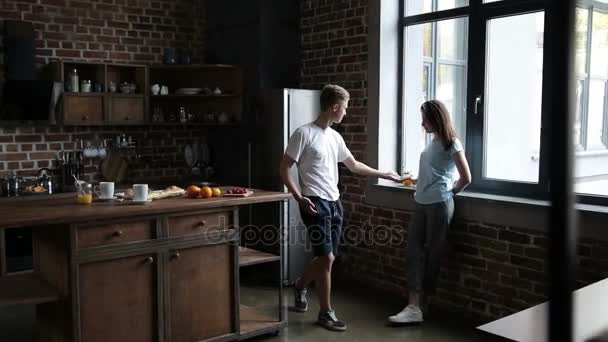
[398,0,608,206]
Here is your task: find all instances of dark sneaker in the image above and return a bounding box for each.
[317,310,347,332]
[293,281,308,313]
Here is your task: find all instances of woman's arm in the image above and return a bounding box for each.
[452,151,472,194]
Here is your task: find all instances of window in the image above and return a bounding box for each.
[400,0,608,202]
[483,12,544,183]
[402,17,468,177]
[574,1,608,198]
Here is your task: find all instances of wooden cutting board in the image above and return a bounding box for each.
[100,151,128,183]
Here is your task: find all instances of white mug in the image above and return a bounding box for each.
[133,184,148,201]
[95,182,115,199]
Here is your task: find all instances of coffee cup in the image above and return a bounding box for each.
[133,184,148,201]
[95,182,115,199]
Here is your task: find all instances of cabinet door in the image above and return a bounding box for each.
[64,95,105,124]
[168,243,237,342]
[110,96,145,124]
[78,254,159,342]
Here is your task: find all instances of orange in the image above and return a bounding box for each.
[199,186,213,199]
[403,178,413,187]
[211,187,222,197]
[186,185,201,198]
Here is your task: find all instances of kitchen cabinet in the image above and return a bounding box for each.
[0,191,289,341]
[167,243,238,342]
[52,61,148,125]
[77,253,159,342]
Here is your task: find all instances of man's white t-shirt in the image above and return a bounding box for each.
[285,123,353,201]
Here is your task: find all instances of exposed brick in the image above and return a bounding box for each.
[29,152,57,160]
[56,49,81,58]
[83,50,108,59]
[0,153,28,161]
[15,135,42,143]
[499,230,531,244]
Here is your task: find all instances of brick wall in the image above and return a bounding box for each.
[0,125,201,181]
[0,0,206,181]
[300,0,608,321]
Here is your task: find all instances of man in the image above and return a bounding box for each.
[279,84,401,331]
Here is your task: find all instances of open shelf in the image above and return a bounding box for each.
[0,273,61,307]
[150,64,238,70]
[64,92,104,97]
[150,94,239,99]
[239,304,284,339]
[239,247,280,267]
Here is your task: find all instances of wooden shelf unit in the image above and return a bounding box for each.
[53,61,148,125]
[149,64,243,125]
[0,273,61,307]
[239,304,284,340]
[239,247,280,267]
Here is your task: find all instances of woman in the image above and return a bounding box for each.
[388,100,472,324]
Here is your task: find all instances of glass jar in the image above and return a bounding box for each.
[76,181,93,204]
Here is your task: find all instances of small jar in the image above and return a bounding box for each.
[81,80,92,93]
[109,81,117,93]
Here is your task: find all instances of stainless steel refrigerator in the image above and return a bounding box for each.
[249,88,320,284]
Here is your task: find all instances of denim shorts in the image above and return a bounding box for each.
[300,196,344,257]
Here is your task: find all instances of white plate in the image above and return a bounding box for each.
[97,196,118,201]
[176,88,202,95]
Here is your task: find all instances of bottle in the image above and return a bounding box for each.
[70,69,79,93]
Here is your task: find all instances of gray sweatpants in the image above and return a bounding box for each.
[406,197,454,293]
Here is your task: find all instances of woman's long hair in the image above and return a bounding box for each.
[421,100,457,150]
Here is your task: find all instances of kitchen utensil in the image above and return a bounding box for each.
[184,144,195,167]
[100,151,128,183]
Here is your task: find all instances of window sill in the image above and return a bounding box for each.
[371,181,608,214]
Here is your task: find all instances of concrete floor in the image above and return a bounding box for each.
[243,284,482,342]
[0,283,482,342]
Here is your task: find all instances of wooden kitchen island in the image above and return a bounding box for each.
[0,189,291,342]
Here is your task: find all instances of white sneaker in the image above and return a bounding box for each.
[388,305,424,324]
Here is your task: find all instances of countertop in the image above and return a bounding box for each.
[0,187,291,229]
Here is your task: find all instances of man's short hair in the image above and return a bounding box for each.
[320,84,350,111]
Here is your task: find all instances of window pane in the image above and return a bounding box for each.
[586,79,607,150]
[438,64,467,139]
[575,79,585,149]
[483,12,544,183]
[437,18,468,59]
[576,8,589,77]
[590,10,608,77]
[406,0,468,17]
[403,18,468,176]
